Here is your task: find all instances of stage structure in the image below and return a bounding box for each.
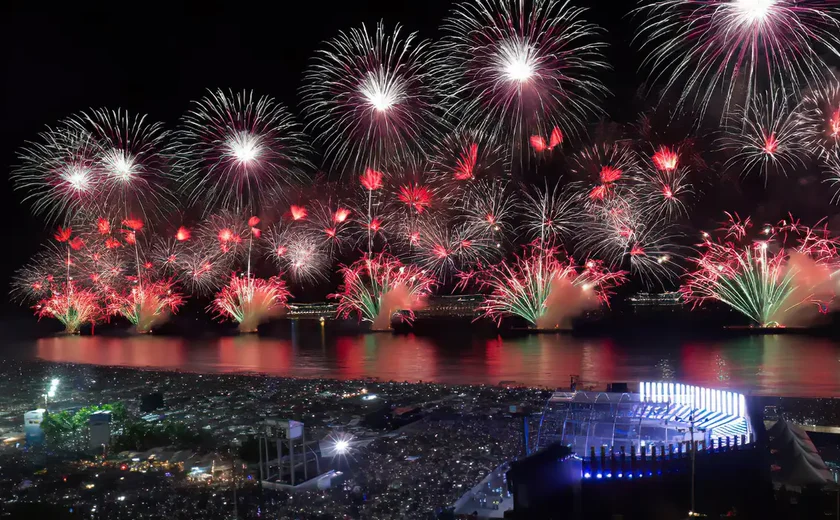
[258,419,322,488]
[535,381,751,460]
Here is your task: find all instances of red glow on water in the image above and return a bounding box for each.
[96,218,111,235]
[454,143,478,180]
[175,227,191,241]
[290,205,307,220]
[763,132,778,154]
[334,208,351,223]
[122,218,144,231]
[54,226,72,242]
[360,168,384,191]
[652,146,679,171]
[599,166,622,183]
[397,184,432,213]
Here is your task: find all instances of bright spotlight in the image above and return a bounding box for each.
[335,439,350,454]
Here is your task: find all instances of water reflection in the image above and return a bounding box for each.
[30,330,840,396]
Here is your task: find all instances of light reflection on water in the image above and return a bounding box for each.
[26,327,840,397]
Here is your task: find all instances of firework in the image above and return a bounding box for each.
[518,182,583,243]
[578,193,684,287]
[719,91,809,178]
[302,200,354,252]
[411,220,501,277]
[430,130,510,181]
[13,126,102,222]
[436,0,608,154]
[212,275,291,333]
[172,89,312,213]
[635,0,840,119]
[67,109,174,221]
[571,144,640,203]
[332,253,435,330]
[459,242,625,329]
[265,225,331,284]
[107,279,184,333]
[33,283,102,334]
[682,214,838,327]
[301,22,441,173]
[635,162,693,220]
[799,82,840,158]
[461,180,517,243]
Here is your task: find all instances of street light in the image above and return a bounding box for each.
[44,378,60,408]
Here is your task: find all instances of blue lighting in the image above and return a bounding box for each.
[617,473,623,478]
[583,472,591,479]
[627,474,633,479]
[606,473,612,478]
[648,471,653,477]
[596,473,603,479]
[638,473,643,478]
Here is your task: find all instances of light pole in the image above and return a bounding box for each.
[44,378,59,409]
[676,413,704,517]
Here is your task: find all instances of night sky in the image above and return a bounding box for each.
[0,1,831,310]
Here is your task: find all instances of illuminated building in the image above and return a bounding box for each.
[24,409,45,446]
[89,410,112,451]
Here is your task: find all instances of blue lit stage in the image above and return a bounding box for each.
[535,381,752,463]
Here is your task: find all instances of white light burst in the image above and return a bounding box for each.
[226,131,262,165]
[360,71,405,112]
[498,40,535,83]
[735,0,777,25]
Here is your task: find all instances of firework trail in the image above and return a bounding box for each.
[264,224,331,284]
[68,108,175,222]
[430,130,510,181]
[461,180,517,245]
[458,242,625,329]
[332,253,435,330]
[410,220,502,278]
[719,91,809,179]
[635,0,840,120]
[578,193,685,287]
[436,0,609,156]
[13,126,102,222]
[212,275,291,333]
[571,143,640,203]
[799,82,840,158]
[302,22,441,174]
[682,214,839,327]
[107,279,184,333]
[636,152,694,220]
[172,88,312,214]
[518,181,584,243]
[34,282,103,334]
